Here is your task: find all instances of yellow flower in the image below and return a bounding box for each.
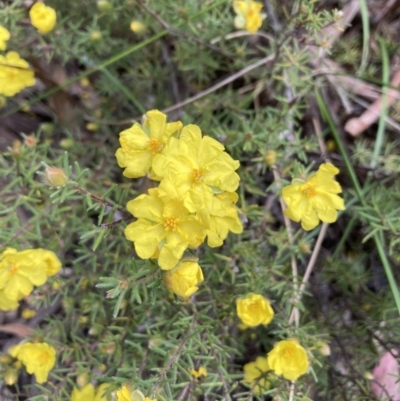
[115,110,182,179]
[0,26,10,51]
[0,52,36,97]
[206,191,243,247]
[71,383,110,401]
[282,163,345,231]
[125,187,207,270]
[233,0,266,34]
[21,308,36,319]
[0,248,47,301]
[236,293,274,328]
[243,356,271,394]
[267,339,309,381]
[164,261,204,298]
[29,2,57,34]
[71,383,95,401]
[0,247,61,303]
[9,342,56,383]
[190,366,207,378]
[152,124,240,202]
[116,386,132,401]
[130,21,146,33]
[116,386,149,401]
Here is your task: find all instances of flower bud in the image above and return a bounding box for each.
[76,372,89,388]
[4,368,18,385]
[43,166,68,188]
[24,135,37,148]
[90,30,102,42]
[264,150,276,166]
[21,308,36,319]
[317,341,331,356]
[130,20,146,33]
[60,138,74,149]
[97,0,113,12]
[0,354,12,365]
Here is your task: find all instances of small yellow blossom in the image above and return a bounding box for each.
[71,383,95,401]
[116,110,182,179]
[71,383,110,401]
[164,261,204,298]
[282,163,345,231]
[243,356,270,394]
[0,52,35,97]
[0,247,61,304]
[21,308,36,319]
[233,0,266,34]
[267,339,309,381]
[130,21,146,33]
[29,3,57,34]
[0,26,10,51]
[190,366,207,378]
[9,342,56,383]
[116,385,148,401]
[236,293,274,328]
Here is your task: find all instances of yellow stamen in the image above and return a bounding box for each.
[9,265,18,275]
[164,217,177,231]
[148,138,162,154]
[192,168,204,182]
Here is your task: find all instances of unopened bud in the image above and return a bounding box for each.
[21,308,36,319]
[60,138,74,149]
[40,122,54,135]
[318,342,331,356]
[264,150,276,166]
[43,167,68,188]
[11,140,22,157]
[24,135,37,148]
[90,30,102,42]
[130,21,146,33]
[97,0,113,12]
[4,369,18,385]
[86,122,99,132]
[76,372,89,388]
[0,354,12,365]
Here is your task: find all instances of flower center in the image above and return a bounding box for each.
[301,177,317,198]
[148,138,163,154]
[39,352,50,362]
[164,217,177,231]
[283,348,293,358]
[249,303,259,311]
[192,168,204,183]
[9,264,18,275]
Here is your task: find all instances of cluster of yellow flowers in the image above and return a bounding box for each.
[116,109,243,297]
[0,3,56,97]
[0,247,61,311]
[237,293,309,391]
[232,0,266,34]
[8,341,56,384]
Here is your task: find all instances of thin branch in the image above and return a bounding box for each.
[70,183,132,219]
[272,167,299,327]
[289,223,328,325]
